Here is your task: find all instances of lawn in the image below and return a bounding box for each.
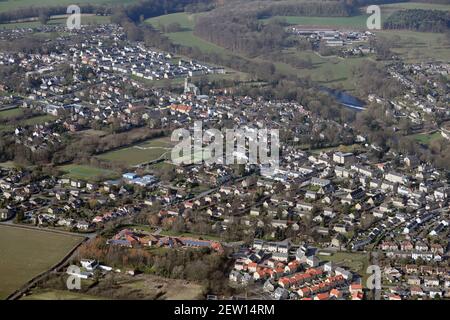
[411,131,444,145]
[97,136,175,166]
[309,143,364,155]
[0,225,84,299]
[159,230,221,241]
[318,251,370,284]
[58,164,120,182]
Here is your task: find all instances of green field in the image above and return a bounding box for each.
[375,30,450,62]
[380,2,450,13]
[0,15,111,30]
[0,107,23,118]
[411,131,444,145]
[59,164,119,182]
[0,0,136,13]
[0,225,84,299]
[159,230,221,241]
[146,12,229,55]
[275,49,372,91]
[0,110,56,132]
[97,136,175,166]
[265,15,370,29]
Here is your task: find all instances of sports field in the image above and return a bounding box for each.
[58,164,120,182]
[0,225,84,299]
[97,136,175,166]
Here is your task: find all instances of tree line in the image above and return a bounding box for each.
[384,9,450,32]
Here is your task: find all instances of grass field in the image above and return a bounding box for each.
[277,49,372,91]
[58,164,119,182]
[0,15,110,30]
[318,251,370,284]
[411,131,444,145]
[97,136,175,166]
[375,30,450,62]
[120,273,204,300]
[159,230,221,241]
[0,0,136,13]
[380,2,450,13]
[0,225,84,299]
[264,15,370,29]
[22,289,105,300]
[0,110,56,132]
[0,107,23,118]
[145,12,229,55]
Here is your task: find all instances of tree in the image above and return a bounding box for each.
[38,11,50,25]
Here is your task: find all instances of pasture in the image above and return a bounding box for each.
[0,225,84,300]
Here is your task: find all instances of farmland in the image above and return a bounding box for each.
[375,30,450,62]
[97,136,175,166]
[146,12,229,55]
[264,15,370,29]
[58,164,120,182]
[0,225,84,300]
[0,0,136,13]
[0,15,111,30]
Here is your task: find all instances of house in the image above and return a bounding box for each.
[385,172,407,184]
[335,267,353,280]
[306,256,319,267]
[122,172,138,180]
[273,287,289,300]
[333,152,355,165]
[0,208,14,220]
[80,259,99,272]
